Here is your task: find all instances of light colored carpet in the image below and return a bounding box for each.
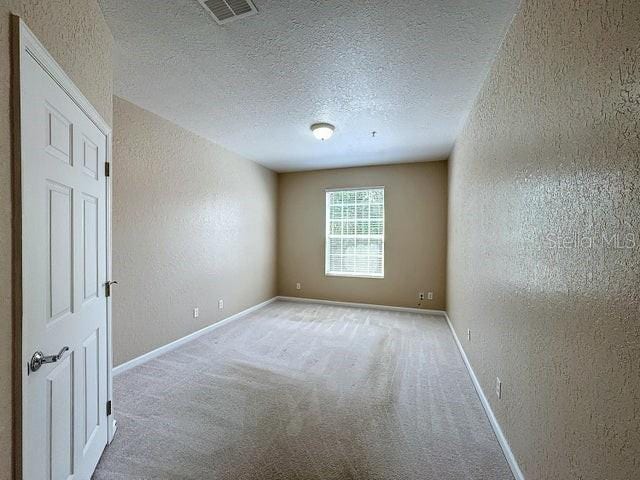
[93,300,513,479]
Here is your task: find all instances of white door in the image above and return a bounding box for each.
[21,44,109,479]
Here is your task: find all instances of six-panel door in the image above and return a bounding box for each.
[22,50,109,480]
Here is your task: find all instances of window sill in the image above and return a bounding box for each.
[325,272,385,279]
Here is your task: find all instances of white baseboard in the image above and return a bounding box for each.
[113,297,278,376]
[276,296,446,316]
[444,312,525,480]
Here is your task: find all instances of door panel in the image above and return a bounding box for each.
[82,136,99,180]
[45,104,73,164]
[47,355,74,480]
[82,194,99,302]
[82,329,100,450]
[47,181,73,321]
[22,45,109,480]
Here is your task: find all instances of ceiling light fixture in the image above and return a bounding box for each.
[310,123,335,141]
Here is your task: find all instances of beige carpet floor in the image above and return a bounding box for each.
[93,300,513,479]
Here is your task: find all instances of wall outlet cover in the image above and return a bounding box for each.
[296,282,301,290]
[218,299,224,310]
[193,307,199,318]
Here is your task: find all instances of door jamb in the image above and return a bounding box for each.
[11,16,116,480]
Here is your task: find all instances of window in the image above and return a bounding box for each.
[325,187,384,278]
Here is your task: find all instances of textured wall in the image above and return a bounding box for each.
[0,1,113,478]
[278,162,447,310]
[112,97,277,366]
[447,0,640,479]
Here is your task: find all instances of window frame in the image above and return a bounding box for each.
[324,186,385,279]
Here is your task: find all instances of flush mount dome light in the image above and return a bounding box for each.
[310,123,335,141]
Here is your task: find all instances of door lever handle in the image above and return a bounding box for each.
[30,346,69,373]
[105,280,118,297]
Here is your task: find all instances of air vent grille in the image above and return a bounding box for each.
[199,0,258,24]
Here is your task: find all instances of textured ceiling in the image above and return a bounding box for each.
[99,0,520,172]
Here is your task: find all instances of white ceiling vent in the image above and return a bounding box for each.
[198,0,258,25]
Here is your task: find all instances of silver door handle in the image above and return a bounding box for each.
[30,346,69,372]
[105,280,118,297]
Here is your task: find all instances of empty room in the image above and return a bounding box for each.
[1,0,638,479]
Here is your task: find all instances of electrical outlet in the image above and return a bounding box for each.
[418,292,425,300]
[296,282,301,290]
[467,329,471,341]
[496,377,502,399]
[218,299,224,310]
[427,292,433,300]
[193,307,199,318]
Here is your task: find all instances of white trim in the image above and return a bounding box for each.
[325,185,385,192]
[276,296,446,316]
[324,272,384,279]
[113,297,278,376]
[325,186,385,278]
[444,312,525,480]
[105,131,115,443]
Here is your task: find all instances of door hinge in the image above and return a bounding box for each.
[106,400,112,416]
[105,162,110,177]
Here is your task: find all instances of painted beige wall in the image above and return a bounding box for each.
[112,97,277,366]
[0,2,113,478]
[447,0,640,479]
[278,162,447,310]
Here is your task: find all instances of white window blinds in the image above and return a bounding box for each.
[325,187,384,278]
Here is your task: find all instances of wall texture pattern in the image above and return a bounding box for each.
[112,97,277,366]
[279,162,447,310]
[0,2,113,477]
[447,1,640,479]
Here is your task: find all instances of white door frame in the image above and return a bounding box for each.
[12,16,115,479]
